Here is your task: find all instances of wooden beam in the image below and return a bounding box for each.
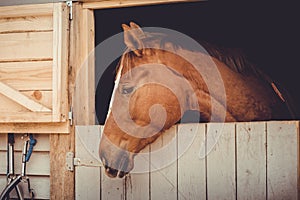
[0,122,69,133]
[0,82,51,112]
[82,0,203,9]
[0,3,53,18]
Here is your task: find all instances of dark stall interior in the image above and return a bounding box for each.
[95,1,300,125]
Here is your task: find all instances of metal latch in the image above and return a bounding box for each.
[66,152,103,171]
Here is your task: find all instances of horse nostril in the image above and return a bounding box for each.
[118,171,128,178]
[106,167,118,178]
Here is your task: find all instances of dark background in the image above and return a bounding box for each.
[95,0,300,124]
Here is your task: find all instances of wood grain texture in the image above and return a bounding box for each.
[0,15,53,33]
[177,123,206,200]
[150,126,177,200]
[0,122,69,134]
[75,126,102,200]
[0,61,52,91]
[206,123,236,200]
[82,0,202,9]
[49,2,73,199]
[0,3,53,18]
[0,82,51,112]
[236,122,266,199]
[0,32,53,62]
[267,121,299,200]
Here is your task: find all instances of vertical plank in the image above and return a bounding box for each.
[75,126,102,200]
[236,122,266,199]
[150,126,177,200]
[101,173,126,200]
[49,3,73,200]
[267,121,299,200]
[206,123,236,200]
[52,2,69,122]
[177,123,206,200]
[126,145,150,200]
[73,5,95,126]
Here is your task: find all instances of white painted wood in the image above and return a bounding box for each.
[206,123,236,200]
[267,121,299,200]
[150,126,177,200]
[236,122,266,199]
[177,123,206,200]
[0,134,50,151]
[75,126,102,200]
[0,175,50,199]
[126,146,150,200]
[0,152,50,176]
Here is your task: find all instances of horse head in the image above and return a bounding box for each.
[98,22,293,178]
[98,22,203,178]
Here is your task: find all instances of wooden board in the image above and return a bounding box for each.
[83,0,202,9]
[0,133,50,199]
[0,61,53,91]
[236,122,266,199]
[206,123,236,200]
[0,176,50,199]
[150,126,177,200]
[267,121,299,199]
[0,3,54,18]
[0,15,53,34]
[74,121,299,200]
[0,32,53,62]
[177,123,206,200]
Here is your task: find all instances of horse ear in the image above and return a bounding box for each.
[122,23,144,57]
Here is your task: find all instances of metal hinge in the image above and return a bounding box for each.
[68,107,73,126]
[61,0,77,20]
[66,152,74,171]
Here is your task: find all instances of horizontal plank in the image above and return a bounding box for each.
[0,122,70,134]
[0,112,53,123]
[0,61,53,91]
[0,15,53,34]
[0,3,53,18]
[0,32,52,62]
[0,134,50,151]
[0,175,50,199]
[0,152,50,175]
[83,0,202,9]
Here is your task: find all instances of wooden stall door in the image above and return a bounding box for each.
[75,121,299,200]
[0,3,69,133]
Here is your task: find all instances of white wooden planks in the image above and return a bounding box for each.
[236,122,267,199]
[267,121,299,200]
[177,123,206,200]
[0,134,50,199]
[206,123,236,200]
[74,121,299,200]
[150,126,177,200]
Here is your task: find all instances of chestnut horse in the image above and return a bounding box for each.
[99,22,293,178]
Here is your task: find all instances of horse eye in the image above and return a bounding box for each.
[121,86,134,94]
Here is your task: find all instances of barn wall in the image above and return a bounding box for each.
[75,121,299,200]
[0,134,50,199]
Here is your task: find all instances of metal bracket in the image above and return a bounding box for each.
[63,0,78,20]
[66,152,74,171]
[68,107,73,126]
[74,157,103,167]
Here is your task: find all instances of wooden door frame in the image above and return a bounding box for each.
[50,1,202,199]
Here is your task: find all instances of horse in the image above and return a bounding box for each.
[98,22,294,178]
